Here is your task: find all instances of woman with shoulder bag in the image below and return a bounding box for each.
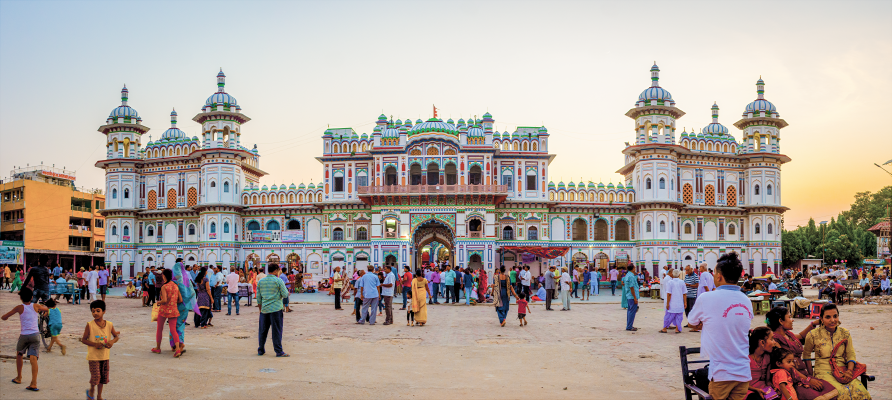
[803,304,871,400]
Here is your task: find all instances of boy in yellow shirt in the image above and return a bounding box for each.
[80,300,120,400]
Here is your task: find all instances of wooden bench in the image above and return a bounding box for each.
[680,346,875,400]
[48,282,80,304]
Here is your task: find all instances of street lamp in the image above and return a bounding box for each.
[820,221,828,268]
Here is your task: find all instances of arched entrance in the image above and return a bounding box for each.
[572,252,588,268]
[594,252,610,271]
[245,253,260,271]
[413,220,455,269]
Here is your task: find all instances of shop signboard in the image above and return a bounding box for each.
[0,241,24,265]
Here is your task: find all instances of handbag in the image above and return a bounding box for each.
[151,303,160,322]
[829,338,867,384]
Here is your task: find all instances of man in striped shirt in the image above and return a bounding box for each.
[683,265,699,330]
[256,263,289,357]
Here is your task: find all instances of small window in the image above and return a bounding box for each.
[767,185,772,196]
[210,222,216,234]
[659,221,665,232]
[659,178,665,189]
[333,227,344,241]
[188,224,195,235]
[247,221,260,231]
[123,226,129,236]
[224,222,230,233]
[646,221,652,232]
[684,223,692,234]
[646,178,652,190]
[112,189,117,199]
[334,176,344,192]
[224,182,230,193]
[147,226,154,236]
[356,227,368,241]
[502,174,513,191]
[755,223,761,234]
[124,188,130,199]
[754,184,760,195]
[767,223,773,234]
[526,173,536,191]
[728,224,736,235]
[357,175,368,187]
[503,226,514,240]
[266,220,280,231]
[528,226,538,240]
[210,181,216,188]
[112,226,117,235]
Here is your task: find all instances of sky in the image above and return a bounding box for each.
[1,0,890,228]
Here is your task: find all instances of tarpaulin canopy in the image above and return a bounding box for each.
[500,246,570,260]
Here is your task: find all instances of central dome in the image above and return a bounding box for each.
[409,118,457,135]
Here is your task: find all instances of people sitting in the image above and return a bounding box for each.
[870,274,882,296]
[881,275,890,295]
[741,274,755,294]
[859,275,871,297]
[803,304,872,399]
[767,280,778,291]
[125,280,137,298]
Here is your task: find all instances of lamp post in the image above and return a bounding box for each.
[820,221,828,268]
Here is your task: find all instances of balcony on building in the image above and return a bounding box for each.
[357,174,510,206]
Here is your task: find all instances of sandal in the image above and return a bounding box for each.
[151,348,161,354]
[86,389,95,399]
[11,378,21,384]
[25,387,39,392]
[174,349,183,358]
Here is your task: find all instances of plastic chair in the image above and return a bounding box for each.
[809,302,824,319]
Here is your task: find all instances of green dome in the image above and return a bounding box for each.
[298,183,306,189]
[307,183,315,189]
[548,181,555,187]
[557,181,565,188]
[261,185,269,191]
[378,114,387,121]
[587,181,596,188]
[288,183,296,189]
[597,182,606,188]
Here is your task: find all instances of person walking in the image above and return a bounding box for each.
[609,266,619,296]
[453,267,463,304]
[211,266,224,312]
[492,266,518,326]
[153,266,164,306]
[152,269,182,357]
[2,287,47,392]
[358,266,380,325]
[443,266,456,304]
[660,270,686,333]
[477,268,488,304]
[226,268,240,315]
[352,270,367,322]
[688,253,752,400]
[427,268,439,305]
[592,268,601,296]
[170,259,196,354]
[145,267,156,306]
[332,266,344,310]
[21,255,51,303]
[697,263,715,297]
[623,265,639,331]
[463,267,474,306]
[399,266,412,310]
[256,263,289,357]
[380,266,395,325]
[581,267,591,301]
[559,267,572,311]
[194,267,213,328]
[520,265,532,301]
[9,266,23,293]
[97,265,110,302]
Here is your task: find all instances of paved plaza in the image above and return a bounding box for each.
[1,290,889,399]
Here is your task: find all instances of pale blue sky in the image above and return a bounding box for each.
[1,0,890,225]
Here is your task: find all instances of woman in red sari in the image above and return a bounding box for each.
[477,269,488,302]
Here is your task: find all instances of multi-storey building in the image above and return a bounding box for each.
[0,165,105,270]
[98,65,790,279]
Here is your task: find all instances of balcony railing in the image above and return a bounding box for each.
[71,206,92,212]
[384,231,398,238]
[68,245,89,251]
[468,231,482,238]
[358,184,508,195]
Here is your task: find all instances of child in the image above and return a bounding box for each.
[406,291,415,326]
[1,287,47,391]
[125,281,136,298]
[44,299,67,355]
[81,300,120,400]
[516,295,530,326]
[770,348,801,400]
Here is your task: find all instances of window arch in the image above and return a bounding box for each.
[532,142,538,151]
[210,181,216,188]
[188,224,195,235]
[333,143,340,153]
[615,219,629,241]
[645,221,652,232]
[210,222,216,234]
[767,184,772,196]
[684,223,692,234]
[124,188,129,199]
[247,221,260,231]
[522,142,528,151]
[502,226,514,240]
[356,227,368,241]
[122,225,129,236]
[573,219,588,241]
[332,227,344,241]
[287,220,301,230]
[755,223,761,234]
[659,221,666,232]
[705,184,715,206]
[726,185,737,207]
[112,188,117,199]
[527,226,538,240]
[224,222,230,233]
[111,225,117,236]
[659,178,665,189]
[646,178,652,190]
[594,219,608,240]
[569,192,575,201]
[266,220,281,231]
[754,184,760,195]
[728,224,736,236]
[224,181,230,193]
[682,183,693,204]
[147,226,154,236]
[767,223,773,235]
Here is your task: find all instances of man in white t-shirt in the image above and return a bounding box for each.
[688,253,752,400]
[660,269,687,333]
[520,266,532,301]
[226,269,240,315]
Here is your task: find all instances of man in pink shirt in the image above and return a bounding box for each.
[609,267,620,296]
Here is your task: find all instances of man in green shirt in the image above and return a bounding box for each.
[256,263,289,357]
[623,265,640,331]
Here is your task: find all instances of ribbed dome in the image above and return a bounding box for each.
[204,69,239,109]
[409,118,458,135]
[636,63,676,106]
[161,109,186,140]
[108,85,140,120]
[467,127,484,137]
[743,78,778,115]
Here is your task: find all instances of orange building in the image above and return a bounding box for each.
[0,165,105,272]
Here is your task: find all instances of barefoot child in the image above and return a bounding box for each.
[516,295,530,326]
[1,287,47,392]
[44,299,67,355]
[81,300,120,400]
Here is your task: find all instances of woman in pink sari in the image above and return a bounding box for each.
[477,269,488,302]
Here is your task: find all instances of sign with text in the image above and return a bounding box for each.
[281,230,304,243]
[0,241,24,265]
[251,230,273,242]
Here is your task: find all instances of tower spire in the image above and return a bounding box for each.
[170,108,178,128]
[217,68,226,93]
[711,102,719,123]
[650,63,660,88]
[121,85,129,106]
[756,77,765,100]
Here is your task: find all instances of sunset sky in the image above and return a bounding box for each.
[1,1,890,228]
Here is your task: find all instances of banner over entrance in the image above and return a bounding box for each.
[500,246,570,260]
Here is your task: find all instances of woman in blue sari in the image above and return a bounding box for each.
[170,258,197,353]
[491,266,519,327]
